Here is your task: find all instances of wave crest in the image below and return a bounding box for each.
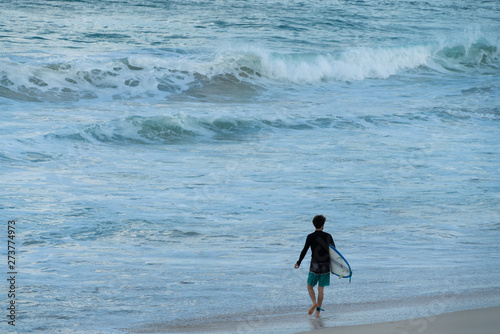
[434,40,498,72]
[255,46,431,83]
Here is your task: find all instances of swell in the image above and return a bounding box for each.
[47,114,365,145]
[46,98,500,147]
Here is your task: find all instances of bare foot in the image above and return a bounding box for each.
[315,310,321,318]
[308,303,318,315]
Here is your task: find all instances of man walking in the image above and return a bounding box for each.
[294,215,334,318]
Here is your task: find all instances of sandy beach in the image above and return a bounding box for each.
[296,306,500,334]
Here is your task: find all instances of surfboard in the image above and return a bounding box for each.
[329,244,352,282]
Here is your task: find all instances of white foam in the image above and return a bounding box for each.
[250,45,432,83]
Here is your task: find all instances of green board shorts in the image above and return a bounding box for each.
[307,271,330,287]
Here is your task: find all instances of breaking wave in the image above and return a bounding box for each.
[1,37,497,102]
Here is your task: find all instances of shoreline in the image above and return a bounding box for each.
[127,285,500,334]
[128,304,500,334]
[295,306,500,334]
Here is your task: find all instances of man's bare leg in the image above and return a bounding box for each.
[315,286,324,318]
[307,284,317,314]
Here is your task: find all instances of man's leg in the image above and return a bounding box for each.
[315,272,330,317]
[307,284,316,305]
[315,286,324,317]
[307,284,317,314]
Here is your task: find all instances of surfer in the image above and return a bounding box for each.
[294,215,335,318]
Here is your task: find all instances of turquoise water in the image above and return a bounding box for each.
[1,1,500,333]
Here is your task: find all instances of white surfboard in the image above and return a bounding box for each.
[329,244,352,282]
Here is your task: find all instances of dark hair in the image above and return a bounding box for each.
[312,215,326,229]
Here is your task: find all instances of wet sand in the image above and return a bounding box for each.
[296,306,500,334]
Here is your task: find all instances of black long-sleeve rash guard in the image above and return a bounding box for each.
[296,230,335,266]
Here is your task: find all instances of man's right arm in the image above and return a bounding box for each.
[296,235,310,267]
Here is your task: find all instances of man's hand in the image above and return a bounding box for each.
[294,263,300,269]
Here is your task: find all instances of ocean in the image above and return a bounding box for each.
[1,0,499,333]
